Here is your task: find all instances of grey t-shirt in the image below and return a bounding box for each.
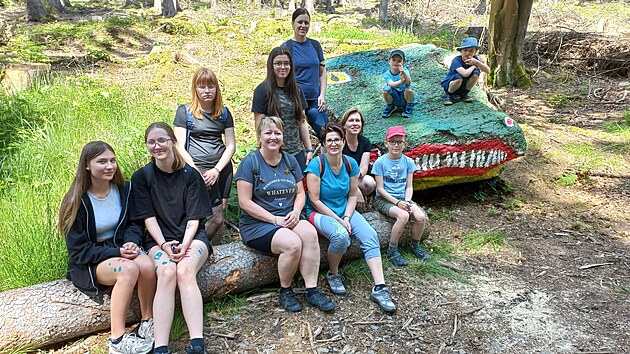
[235,150,303,243]
[87,183,121,243]
[173,105,234,170]
[251,83,307,155]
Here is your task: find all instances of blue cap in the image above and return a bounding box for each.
[456,37,479,51]
[389,49,405,61]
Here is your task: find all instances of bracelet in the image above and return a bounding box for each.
[272,216,277,226]
[343,215,350,219]
[212,167,221,173]
[306,149,314,153]
[395,200,401,206]
[160,241,168,249]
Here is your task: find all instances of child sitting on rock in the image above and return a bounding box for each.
[440,37,490,105]
[382,49,415,118]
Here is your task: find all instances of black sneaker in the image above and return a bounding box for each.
[461,90,474,103]
[386,249,408,267]
[411,244,431,261]
[305,288,336,312]
[279,289,302,312]
[184,345,206,354]
[382,104,396,117]
[443,94,454,106]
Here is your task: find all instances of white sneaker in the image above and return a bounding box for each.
[137,318,154,342]
[109,333,153,354]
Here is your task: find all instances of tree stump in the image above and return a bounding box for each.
[1,62,51,95]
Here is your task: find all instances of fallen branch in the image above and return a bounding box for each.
[579,262,614,270]
[352,320,388,325]
[315,335,342,343]
[461,306,484,316]
[205,332,236,340]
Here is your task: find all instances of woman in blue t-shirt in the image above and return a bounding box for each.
[235,116,334,313]
[341,108,376,212]
[282,7,329,140]
[173,67,236,254]
[305,123,396,313]
[59,141,155,353]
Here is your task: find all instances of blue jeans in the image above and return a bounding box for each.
[309,211,381,260]
[305,99,329,141]
[293,150,306,172]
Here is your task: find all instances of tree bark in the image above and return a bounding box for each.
[26,0,48,21]
[288,0,295,11]
[304,0,314,14]
[487,0,533,88]
[474,0,486,14]
[46,0,65,13]
[379,0,388,24]
[0,212,426,352]
[161,0,177,16]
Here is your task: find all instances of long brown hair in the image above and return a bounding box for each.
[58,141,124,237]
[188,67,224,120]
[145,122,186,171]
[264,47,305,124]
[340,108,366,137]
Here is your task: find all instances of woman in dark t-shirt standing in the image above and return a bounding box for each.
[174,67,236,253]
[341,108,376,212]
[130,122,212,354]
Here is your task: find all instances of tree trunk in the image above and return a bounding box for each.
[288,0,295,11]
[379,0,388,24]
[487,0,533,88]
[0,212,427,352]
[161,0,176,16]
[26,0,48,21]
[125,0,140,8]
[474,0,486,14]
[304,0,314,14]
[154,0,161,14]
[46,0,65,13]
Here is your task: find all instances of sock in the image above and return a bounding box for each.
[373,284,387,292]
[110,334,123,344]
[306,287,317,297]
[280,286,292,294]
[413,239,420,247]
[154,346,169,354]
[388,242,398,252]
[190,338,204,349]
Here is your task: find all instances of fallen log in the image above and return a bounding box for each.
[0,211,425,352]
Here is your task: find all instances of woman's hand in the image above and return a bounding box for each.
[283,210,300,229]
[356,191,366,212]
[203,168,219,187]
[120,242,139,259]
[162,240,183,262]
[317,94,326,112]
[306,151,313,165]
[339,217,351,233]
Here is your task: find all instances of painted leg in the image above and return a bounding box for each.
[96,257,140,339]
[176,240,209,340]
[148,246,177,347]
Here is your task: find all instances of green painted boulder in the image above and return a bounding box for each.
[325,44,526,190]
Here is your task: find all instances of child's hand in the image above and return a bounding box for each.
[464,58,479,66]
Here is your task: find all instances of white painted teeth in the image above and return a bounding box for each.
[414,149,508,171]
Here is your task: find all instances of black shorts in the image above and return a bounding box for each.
[245,228,280,254]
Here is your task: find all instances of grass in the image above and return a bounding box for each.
[461,229,506,251]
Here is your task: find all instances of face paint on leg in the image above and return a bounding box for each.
[182,247,192,259]
[154,252,163,260]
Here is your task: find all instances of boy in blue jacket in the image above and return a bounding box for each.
[441,37,490,105]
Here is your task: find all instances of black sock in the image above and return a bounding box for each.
[154,346,169,354]
[388,242,398,252]
[306,287,317,297]
[190,338,204,348]
[280,286,293,294]
[373,284,387,292]
[110,334,123,344]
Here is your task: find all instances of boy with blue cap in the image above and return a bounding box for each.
[382,49,415,118]
[440,37,490,105]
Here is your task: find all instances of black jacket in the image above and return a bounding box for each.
[65,181,144,296]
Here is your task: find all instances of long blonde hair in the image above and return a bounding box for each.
[188,67,224,120]
[145,122,186,171]
[58,141,124,237]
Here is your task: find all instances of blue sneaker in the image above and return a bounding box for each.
[402,103,414,118]
[461,90,474,103]
[411,244,431,261]
[305,288,336,312]
[279,288,302,312]
[386,249,408,267]
[382,104,396,117]
[443,94,454,106]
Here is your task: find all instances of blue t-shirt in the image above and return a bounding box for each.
[441,55,482,85]
[372,154,417,200]
[235,150,303,243]
[305,155,359,217]
[383,69,411,92]
[283,38,325,101]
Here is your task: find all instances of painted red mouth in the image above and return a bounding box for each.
[371,140,520,178]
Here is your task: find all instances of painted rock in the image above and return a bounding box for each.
[325,44,526,190]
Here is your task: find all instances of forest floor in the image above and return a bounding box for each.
[3,0,629,353]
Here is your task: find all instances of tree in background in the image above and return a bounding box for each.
[379,0,387,24]
[487,0,533,88]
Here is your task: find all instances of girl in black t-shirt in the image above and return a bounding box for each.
[130,122,212,354]
[341,108,376,212]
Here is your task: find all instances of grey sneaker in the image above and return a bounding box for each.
[136,318,153,342]
[386,249,408,267]
[109,333,153,354]
[370,286,397,313]
[326,272,347,295]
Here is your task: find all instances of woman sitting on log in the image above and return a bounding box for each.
[305,123,396,313]
[130,122,212,354]
[58,141,155,354]
[252,46,314,171]
[235,115,335,313]
[341,108,376,212]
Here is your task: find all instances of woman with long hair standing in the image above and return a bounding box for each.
[252,46,314,171]
[130,122,212,354]
[341,108,376,212]
[59,141,155,354]
[236,116,335,313]
[173,67,236,254]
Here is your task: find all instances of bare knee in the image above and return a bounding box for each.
[176,266,197,287]
[118,261,139,284]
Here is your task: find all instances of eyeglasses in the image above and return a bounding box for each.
[387,140,406,146]
[196,85,216,91]
[273,61,291,68]
[147,137,172,147]
[325,138,343,145]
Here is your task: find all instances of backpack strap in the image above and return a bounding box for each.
[284,39,319,58]
[184,104,194,151]
[143,163,155,188]
[318,154,352,177]
[281,152,296,179]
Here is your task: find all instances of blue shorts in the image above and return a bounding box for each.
[441,69,480,94]
[383,85,412,107]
